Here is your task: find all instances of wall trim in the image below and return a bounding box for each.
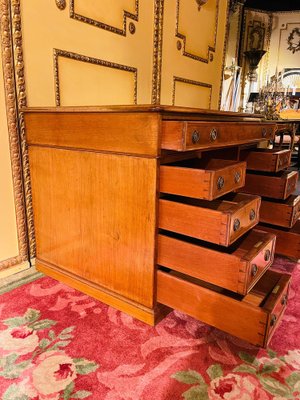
[175,0,220,63]
[53,48,138,106]
[172,76,212,107]
[151,0,164,104]
[70,0,139,36]
[0,0,29,271]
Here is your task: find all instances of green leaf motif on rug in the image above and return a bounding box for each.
[0,307,99,400]
[183,385,209,400]
[171,370,205,385]
[259,376,292,397]
[206,364,223,380]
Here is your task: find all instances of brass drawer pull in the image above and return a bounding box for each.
[210,128,218,141]
[270,314,277,326]
[217,176,225,190]
[249,209,256,221]
[233,218,240,232]
[251,264,258,277]
[264,249,271,262]
[234,171,241,184]
[281,294,288,306]
[192,130,200,144]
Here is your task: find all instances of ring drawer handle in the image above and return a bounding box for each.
[264,249,271,262]
[217,176,225,190]
[251,264,258,277]
[281,294,288,306]
[192,130,200,144]
[210,128,218,141]
[270,315,277,326]
[262,128,267,138]
[234,171,241,184]
[233,218,240,232]
[249,209,256,221]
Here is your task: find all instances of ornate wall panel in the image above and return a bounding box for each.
[160,0,228,109]
[172,76,212,108]
[19,0,154,106]
[54,49,137,105]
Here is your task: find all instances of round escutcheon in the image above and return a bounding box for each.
[210,128,218,141]
[217,176,225,190]
[251,264,258,277]
[270,314,277,327]
[233,218,240,232]
[129,22,136,34]
[264,249,271,262]
[249,209,256,221]
[281,294,288,306]
[192,130,200,144]
[234,171,241,184]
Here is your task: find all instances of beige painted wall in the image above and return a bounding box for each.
[19,0,227,109]
[0,0,229,271]
[0,47,20,263]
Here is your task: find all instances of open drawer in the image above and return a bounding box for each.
[240,148,291,172]
[159,193,261,246]
[241,170,298,200]
[158,229,276,295]
[260,195,300,228]
[160,159,246,200]
[157,268,290,347]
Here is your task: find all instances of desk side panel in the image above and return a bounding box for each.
[29,146,157,308]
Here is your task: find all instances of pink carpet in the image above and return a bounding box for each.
[0,257,299,399]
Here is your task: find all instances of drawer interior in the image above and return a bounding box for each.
[157,268,290,346]
[165,158,244,170]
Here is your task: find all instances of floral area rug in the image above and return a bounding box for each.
[0,257,299,400]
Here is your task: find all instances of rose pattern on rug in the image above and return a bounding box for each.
[172,349,300,399]
[0,308,98,399]
[0,256,299,399]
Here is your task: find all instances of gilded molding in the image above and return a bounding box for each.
[172,76,212,108]
[0,0,29,270]
[55,0,66,10]
[70,0,139,36]
[53,49,138,106]
[11,0,36,260]
[218,0,232,109]
[175,0,220,63]
[151,0,164,104]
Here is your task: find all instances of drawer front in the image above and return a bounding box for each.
[157,269,290,347]
[260,195,300,228]
[244,234,276,293]
[284,171,298,199]
[276,150,292,171]
[161,121,276,151]
[263,275,290,346]
[157,230,275,295]
[159,194,260,246]
[240,149,291,172]
[160,160,246,200]
[241,171,298,200]
[257,221,300,261]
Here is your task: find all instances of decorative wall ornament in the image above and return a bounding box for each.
[172,76,212,107]
[11,0,36,260]
[175,0,220,63]
[151,0,164,104]
[0,0,29,270]
[229,0,245,15]
[287,27,300,53]
[55,0,66,10]
[53,49,138,106]
[247,20,265,51]
[70,0,139,37]
[195,0,208,11]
